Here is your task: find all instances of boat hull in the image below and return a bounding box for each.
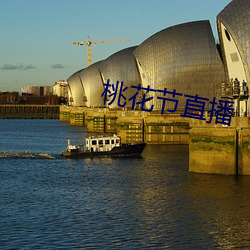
[62,142,146,159]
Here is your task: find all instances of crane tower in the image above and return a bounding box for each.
[73,35,129,66]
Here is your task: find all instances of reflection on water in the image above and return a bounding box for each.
[186,174,250,248]
[0,120,250,249]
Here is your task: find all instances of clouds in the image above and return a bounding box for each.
[1,63,36,70]
[51,63,64,69]
[1,63,65,70]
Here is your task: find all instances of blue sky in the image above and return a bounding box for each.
[0,0,231,92]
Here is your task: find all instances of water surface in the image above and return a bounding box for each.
[0,120,249,249]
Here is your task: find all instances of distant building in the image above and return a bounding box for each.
[21,86,40,96]
[43,86,53,96]
[52,80,68,98]
[21,86,53,96]
[20,85,59,105]
[22,95,59,105]
[0,92,19,104]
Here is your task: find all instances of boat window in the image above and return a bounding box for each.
[105,140,110,144]
[116,139,120,144]
[92,140,97,145]
[98,140,103,145]
[111,139,114,144]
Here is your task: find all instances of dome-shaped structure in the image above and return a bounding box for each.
[133,20,225,111]
[217,0,250,115]
[67,69,86,106]
[79,61,104,108]
[99,46,140,109]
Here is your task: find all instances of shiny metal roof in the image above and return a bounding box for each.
[79,61,104,108]
[98,46,140,108]
[133,20,225,110]
[67,69,86,106]
[68,21,227,111]
[217,0,250,84]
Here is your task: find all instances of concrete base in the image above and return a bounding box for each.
[59,106,71,122]
[60,106,190,144]
[60,107,250,175]
[145,115,189,144]
[189,117,250,175]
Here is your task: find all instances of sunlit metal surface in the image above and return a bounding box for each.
[217,0,250,83]
[68,21,226,111]
[79,61,104,108]
[67,69,86,106]
[133,20,225,111]
[217,0,250,115]
[98,46,140,109]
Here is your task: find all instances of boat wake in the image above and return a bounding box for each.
[0,151,55,159]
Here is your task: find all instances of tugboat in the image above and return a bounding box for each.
[61,134,146,158]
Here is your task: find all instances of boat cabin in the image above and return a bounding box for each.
[85,135,121,152]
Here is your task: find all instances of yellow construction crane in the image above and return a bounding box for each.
[73,35,129,66]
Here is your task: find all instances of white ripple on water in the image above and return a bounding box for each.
[0,151,55,159]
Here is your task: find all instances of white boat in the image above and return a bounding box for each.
[62,134,146,158]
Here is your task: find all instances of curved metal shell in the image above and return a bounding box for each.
[133,20,225,111]
[67,69,86,106]
[217,0,250,83]
[98,46,140,109]
[217,0,250,116]
[79,61,104,108]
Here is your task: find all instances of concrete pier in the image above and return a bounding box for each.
[59,105,71,122]
[144,114,190,144]
[116,111,144,143]
[60,106,190,144]
[60,106,250,175]
[189,117,250,175]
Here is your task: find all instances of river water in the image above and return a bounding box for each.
[0,119,250,249]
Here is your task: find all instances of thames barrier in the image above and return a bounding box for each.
[62,0,250,175]
[59,106,250,175]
